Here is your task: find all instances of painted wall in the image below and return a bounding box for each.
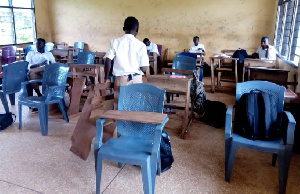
[35,0,53,42]
[42,0,277,58]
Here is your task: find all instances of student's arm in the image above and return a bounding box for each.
[104,58,112,83]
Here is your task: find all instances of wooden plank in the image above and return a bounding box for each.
[99,110,167,125]
[146,75,191,93]
[68,77,86,116]
[162,68,194,75]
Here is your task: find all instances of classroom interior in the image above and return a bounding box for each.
[1,0,300,193]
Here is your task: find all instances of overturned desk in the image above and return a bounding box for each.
[146,73,194,138]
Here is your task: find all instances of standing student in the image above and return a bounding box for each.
[26,38,56,97]
[252,36,277,60]
[104,16,149,108]
[189,36,205,56]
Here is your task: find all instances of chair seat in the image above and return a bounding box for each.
[99,136,153,162]
[232,133,285,152]
[19,96,63,104]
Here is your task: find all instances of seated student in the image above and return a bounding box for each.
[26,38,56,97]
[189,36,205,56]
[252,36,277,60]
[143,38,160,56]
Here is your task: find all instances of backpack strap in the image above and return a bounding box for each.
[262,93,271,138]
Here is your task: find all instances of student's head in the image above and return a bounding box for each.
[261,36,270,49]
[123,16,139,36]
[143,38,150,46]
[193,36,199,46]
[36,38,46,53]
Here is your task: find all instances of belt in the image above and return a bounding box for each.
[127,73,140,81]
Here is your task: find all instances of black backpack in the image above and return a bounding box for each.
[234,90,280,140]
[160,129,174,173]
[0,112,16,131]
[202,100,227,128]
[193,81,206,116]
[231,49,248,82]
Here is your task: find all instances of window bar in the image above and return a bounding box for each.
[279,3,288,54]
[274,5,281,48]
[287,0,298,60]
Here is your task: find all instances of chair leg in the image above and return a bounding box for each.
[166,93,170,103]
[150,156,157,193]
[278,146,293,194]
[18,104,22,129]
[58,100,69,122]
[95,156,103,194]
[38,105,49,136]
[225,144,237,182]
[272,153,277,167]
[8,93,15,105]
[0,93,10,113]
[118,162,123,168]
[141,160,153,194]
[225,138,232,177]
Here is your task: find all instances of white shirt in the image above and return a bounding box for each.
[104,34,149,76]
[146,42,160,56]
[189,44,205,53]
[256,45,277,60]
[26,51,56,69]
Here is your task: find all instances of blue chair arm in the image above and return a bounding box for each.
[225,105,234,138]
[151,116,169,155]
[283,111,296,145]
[45,84,69,102]
[19,80,43,98]
[94,118,108,151]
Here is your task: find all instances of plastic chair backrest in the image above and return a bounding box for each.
[2,46,16,58]
[77,51,95,64]
[42,63,69,98]
[25,45,36,56]
[172,56,197,71]
[74,42,85,52]
[2,61,28,93]
[177,52,197,59]
[236,81,285,113]
[117,83,165,138]
[45,42,54,52]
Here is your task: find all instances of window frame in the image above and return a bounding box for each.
[0,0,36,46]
[274,0,299,65]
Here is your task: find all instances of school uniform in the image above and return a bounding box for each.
[256,45,277,60]
[26,51,55,89]
[146,42,160,56]
[104,34,149,107]
[189,44,205,53]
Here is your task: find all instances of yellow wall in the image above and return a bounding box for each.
[36,0,277,58]
[35,0,53,42]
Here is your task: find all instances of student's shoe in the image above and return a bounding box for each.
[31,108,38,113]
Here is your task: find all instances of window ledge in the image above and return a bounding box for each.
[278,56,298,70]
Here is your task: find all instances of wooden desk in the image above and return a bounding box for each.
[95,52,106,64]
[248,67,289,85]
[101,110,167,125]
[146,74,193,138]
[148,52,158,75]
[52,48,73,63]
[209,57,239,93]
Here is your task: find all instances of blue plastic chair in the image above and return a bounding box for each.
[70,51,95,64]
[24,44,36,59]
[177,52,197,59]
[18,63,70,136]
[0,61,28,113]
[73,42,85,59]
[94,83,169,194]
[225,81,296,194]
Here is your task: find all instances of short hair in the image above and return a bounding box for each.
[261,36,270,41]
[193,36,199,40]
[143,38,149,43]
[37,38,46,45]
[124,16,139,31]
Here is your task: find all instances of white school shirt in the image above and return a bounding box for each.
[26,51,56,69]
[104,34,149,76]
[256,45,277,60]
[146,42,160,56]
[189,44,205,53]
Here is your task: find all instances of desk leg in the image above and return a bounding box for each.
[180,81,191,139]
[210,58,215,93]
[68,77,85,116]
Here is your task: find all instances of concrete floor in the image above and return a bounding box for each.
[0,77,300,194]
